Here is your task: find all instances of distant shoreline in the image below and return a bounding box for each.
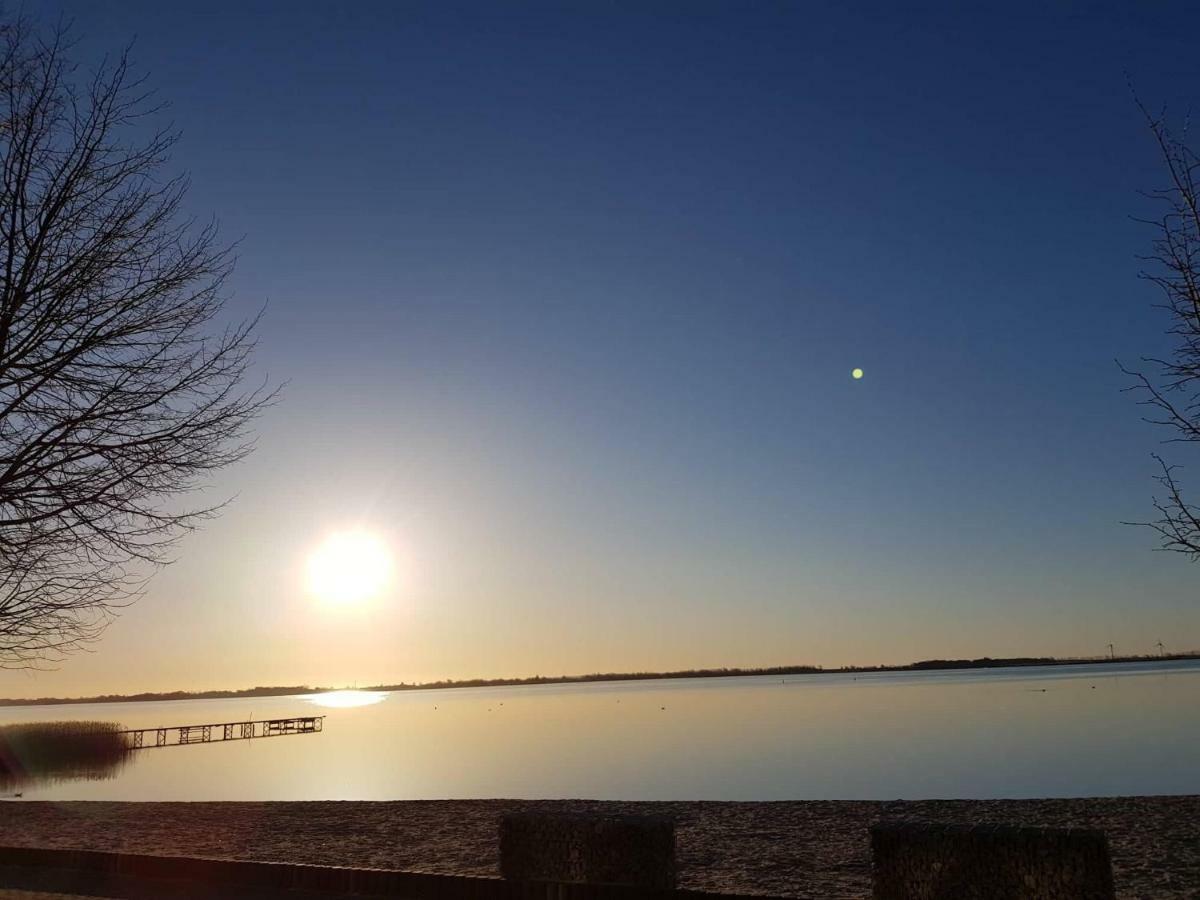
[2,652,1196,708]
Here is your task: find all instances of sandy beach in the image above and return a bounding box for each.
[0,797,1195,899]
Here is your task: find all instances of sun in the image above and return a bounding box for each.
[306,531,393,605]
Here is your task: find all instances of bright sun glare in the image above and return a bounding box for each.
[306,531,393,605]
[307,690,388,709]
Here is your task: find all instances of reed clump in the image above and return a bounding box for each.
[0,720,130,790]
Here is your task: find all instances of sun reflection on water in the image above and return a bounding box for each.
[305,690,389,709]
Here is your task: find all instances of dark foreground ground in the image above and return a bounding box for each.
[0,797,1195,899]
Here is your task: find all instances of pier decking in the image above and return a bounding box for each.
[118,716,323,749]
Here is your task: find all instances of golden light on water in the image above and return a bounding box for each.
[306,690,389,708]
[306,531,393,605]
[851,367,864,380]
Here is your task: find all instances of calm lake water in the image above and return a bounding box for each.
[1,660,1197,801]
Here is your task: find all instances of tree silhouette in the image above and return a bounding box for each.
[1123,104,1200,560]
[0,19,273,666]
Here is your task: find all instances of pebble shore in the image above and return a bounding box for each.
[0,797,1195,899]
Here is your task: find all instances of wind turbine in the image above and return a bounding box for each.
[1157,641,1165,658]
[1107,643,1115,660]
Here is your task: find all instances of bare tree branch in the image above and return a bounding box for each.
[1122,454,1200,557]
[0,17,275,667]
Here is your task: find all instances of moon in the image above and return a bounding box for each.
[851,367,864,380]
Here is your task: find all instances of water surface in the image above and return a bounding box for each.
[1,660,1196,801]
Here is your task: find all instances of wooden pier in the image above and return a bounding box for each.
[118,716,323,749]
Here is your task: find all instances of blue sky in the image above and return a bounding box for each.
[11,1,1199,695]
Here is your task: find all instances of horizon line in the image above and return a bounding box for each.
[3,650,1198,707]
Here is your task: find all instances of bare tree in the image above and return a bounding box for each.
[1122,104,1200,560]
[0,20,272,667]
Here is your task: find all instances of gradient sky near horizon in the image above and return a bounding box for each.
[5,1,1199,698]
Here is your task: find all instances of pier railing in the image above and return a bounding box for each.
[118,715,323,749]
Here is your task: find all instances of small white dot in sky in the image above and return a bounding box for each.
[851,368,864,380]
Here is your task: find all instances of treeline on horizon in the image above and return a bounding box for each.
[3,652,1197,707]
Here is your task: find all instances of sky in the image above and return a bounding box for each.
[4,1,1199,697]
